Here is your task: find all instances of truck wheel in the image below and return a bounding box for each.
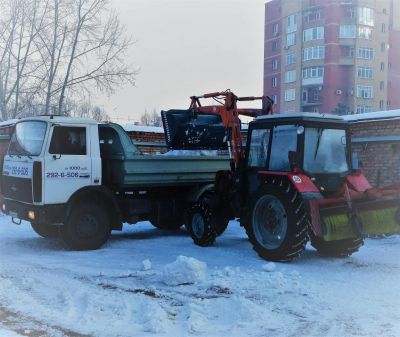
[187,202,217,247]
[311,236,364,257]
[31,222,59,238]
[60,203,111,250]
[245,183,309,262]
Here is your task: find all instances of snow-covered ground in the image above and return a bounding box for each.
[0,216,399,337]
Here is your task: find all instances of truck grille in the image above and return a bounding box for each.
[2,176,33,203]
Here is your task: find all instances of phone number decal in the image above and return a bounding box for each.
[46,171,81,179]
[3,163,32,178]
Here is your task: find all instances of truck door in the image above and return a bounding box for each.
[43,125,92,204]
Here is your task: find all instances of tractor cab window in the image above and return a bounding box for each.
[303,128,349,174]
[269,125,298,171]
[248,129,270,167]
[49,126,87,155]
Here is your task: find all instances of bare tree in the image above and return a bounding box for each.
[140,108,162,126]
[0,0,136,120]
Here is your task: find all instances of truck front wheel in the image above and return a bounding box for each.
[60,203,111,250]
[245,183,309,262]
[31,222,59,238]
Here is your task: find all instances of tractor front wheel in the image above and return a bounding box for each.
[245,182,309,262]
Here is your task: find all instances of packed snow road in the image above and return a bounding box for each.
[0,215,399,337]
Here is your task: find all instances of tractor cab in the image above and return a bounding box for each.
[246,113,351,197]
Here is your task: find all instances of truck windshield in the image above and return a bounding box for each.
[303,128,349,174]
[8,121,47,156]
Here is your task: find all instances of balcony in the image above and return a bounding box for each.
[302,77,323,86]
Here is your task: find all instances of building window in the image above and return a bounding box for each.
[287,14,297,33]
[358,26,372,39]
[284,88,296,102]
[359,7,374,26]
[302,66,324,79]
[380,81,385,91]
[357,66,373,79]
[381,43,386,52]
[303,46,325,61]
[339,25,356,38]
[284,70,296,83]
[382,23,386,33]
[379,100,385,110]
[272,77,278,87]
[357,85,374,99]
[272,23,279,36]
[381,62,385,71]
[346,6,356,18]
[272,41,279,52]
[356,105,372,114]
[348,47,354,57]
[272,95,278,105]
[286,33,296,47]
[383,8,387,14]
[357,47,374,59]
[303,27,324,41]
[313,88,320,101]
[303,9,321,23]
[285,52,296,65]
[272,59,278,71]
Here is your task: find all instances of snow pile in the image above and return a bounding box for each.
[162,256,207,286]
[262,262,276,272]
[141,259,152,271]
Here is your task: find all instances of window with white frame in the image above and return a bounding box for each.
[358,26,372,39]
[359,7,374,26]
[272,77,277,87]
[380,100,384,110]
[356,105,372,114]
[357,85,374,99]
[339,25,356,38]
[272,23,279,35]
[303,9,321,23]
[303,27,324,41]
[357,66,373,79]
[358,47,374,59]
[284,70,296,83]
[303,46,325,60]
[286,33,296,47]
[272,94,278,105]
[272,59,278,70]
[284,88,296,102]
[302,66,324,79]
[287,15,297,33]
[285,52,296,65]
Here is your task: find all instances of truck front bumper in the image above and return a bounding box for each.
[1,199,65,225]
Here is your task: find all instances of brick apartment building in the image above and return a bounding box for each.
[263,0,400,114]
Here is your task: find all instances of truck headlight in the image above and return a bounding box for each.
[28,211,35,220]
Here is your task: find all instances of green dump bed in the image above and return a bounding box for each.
[99,123,231,189]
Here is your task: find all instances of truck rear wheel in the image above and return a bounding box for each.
[31,222,59,238]
[187,202,217,247]
[60,203,111,250]
[311,236,364,257]
[245,183,309,262]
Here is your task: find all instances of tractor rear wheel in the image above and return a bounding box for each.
[245,182,309,262]
[311,236,364,257]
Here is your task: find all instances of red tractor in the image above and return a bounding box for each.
[162,91,400,261]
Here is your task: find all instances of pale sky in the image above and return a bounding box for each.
[99,0,267,123]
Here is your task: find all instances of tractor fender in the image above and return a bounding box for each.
[65,186,123,230]
[257,171,319,193]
